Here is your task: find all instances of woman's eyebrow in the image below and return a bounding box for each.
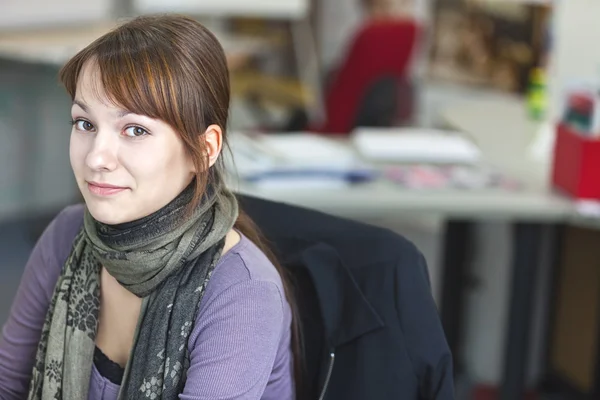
[72,99,88,112]
[116,109,133,118]
[72,99,133,118]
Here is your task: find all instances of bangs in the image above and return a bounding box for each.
[59,26,192,130]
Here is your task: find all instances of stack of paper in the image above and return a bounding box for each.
[352,128,481,164]
[254,133,357,166]
[227,132,375,188]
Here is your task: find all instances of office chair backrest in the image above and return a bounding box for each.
[236,194,454,399]
[314,19,419,134]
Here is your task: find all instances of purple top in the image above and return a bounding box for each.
[0,205,294,400]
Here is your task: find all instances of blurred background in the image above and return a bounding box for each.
[2,0,600,399]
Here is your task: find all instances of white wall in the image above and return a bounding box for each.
[548,0,600,121]
[316,0,363,71]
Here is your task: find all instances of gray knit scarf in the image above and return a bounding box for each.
[27,182,239,399]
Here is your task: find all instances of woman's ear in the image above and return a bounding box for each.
[202,124,223,169]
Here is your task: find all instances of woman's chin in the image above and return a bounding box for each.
[85,202,134,225]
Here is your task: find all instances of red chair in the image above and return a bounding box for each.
[312,19,420,135]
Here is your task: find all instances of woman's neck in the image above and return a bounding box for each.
[222,229,241,255]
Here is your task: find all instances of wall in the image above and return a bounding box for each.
[0,61,75,220]
[548,0,600,121]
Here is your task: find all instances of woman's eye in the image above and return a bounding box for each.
[74,120,94,131]
[123,126,148,138]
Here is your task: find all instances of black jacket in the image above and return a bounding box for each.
[238,195,455,400]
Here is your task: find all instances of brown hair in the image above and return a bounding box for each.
[59,14,303,396]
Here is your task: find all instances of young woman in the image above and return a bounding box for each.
[0,14,300,400]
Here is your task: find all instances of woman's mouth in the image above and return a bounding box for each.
[87,181,128,196]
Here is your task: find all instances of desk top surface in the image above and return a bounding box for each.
[237,96,576,222]
[439,96,549,189]
[235,179,572,221]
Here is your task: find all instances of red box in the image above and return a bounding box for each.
[552,123,600,199]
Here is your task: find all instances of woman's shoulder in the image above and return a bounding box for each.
[196,231,289,320]
[184,234,294,399]
[38,204,85,266]
[51,203,85,236]
[217,233,284,286]
[202,233,287,302]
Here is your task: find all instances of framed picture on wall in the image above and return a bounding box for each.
[428,0,552,94]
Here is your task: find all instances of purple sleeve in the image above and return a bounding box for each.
[181,280,285,400]
[0,206,82,399]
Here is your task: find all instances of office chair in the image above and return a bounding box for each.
[311,19,420,134]
[237,194,453,399]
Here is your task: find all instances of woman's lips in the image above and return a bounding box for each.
[87,181,128,196]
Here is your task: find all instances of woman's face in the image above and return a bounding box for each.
[69,61,196,225]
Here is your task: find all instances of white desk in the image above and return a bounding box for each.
[440,96,550,190]
[440,98,600,230]
[236,97,573,222]
[235,177,571,221]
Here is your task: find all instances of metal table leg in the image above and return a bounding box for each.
[439,219,474,375]
[500,222,544,400]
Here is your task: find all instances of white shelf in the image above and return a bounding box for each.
[133,0,310,19]
[0,0,115,31]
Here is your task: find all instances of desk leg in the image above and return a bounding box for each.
[439,220,474,375]
[500,223,543,400]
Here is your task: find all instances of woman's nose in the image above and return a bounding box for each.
[85,133,119,172]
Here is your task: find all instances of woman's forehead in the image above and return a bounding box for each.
[75,61,126,111]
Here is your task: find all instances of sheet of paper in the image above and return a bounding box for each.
[352,127,481,164]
